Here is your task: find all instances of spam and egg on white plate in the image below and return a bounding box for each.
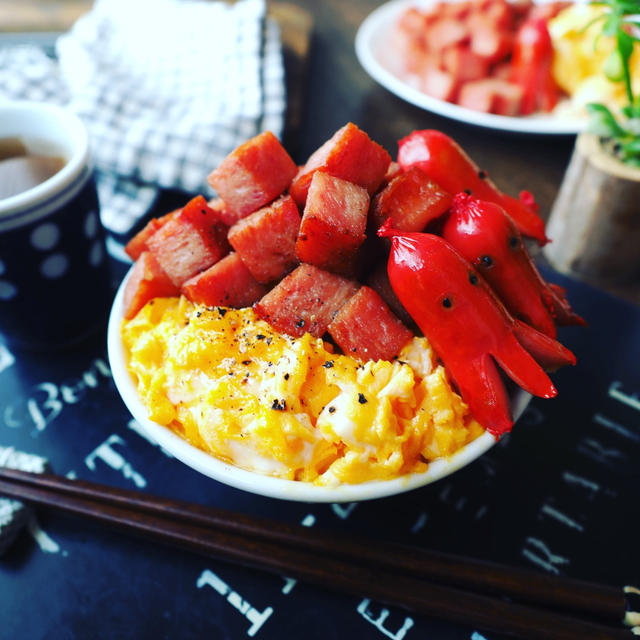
[355,0,637,134]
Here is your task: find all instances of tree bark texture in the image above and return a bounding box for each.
[544,133,640,285]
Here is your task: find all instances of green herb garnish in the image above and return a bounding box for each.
[583,0,640,166]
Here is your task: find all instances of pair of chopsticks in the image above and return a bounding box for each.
[0,467,637,640]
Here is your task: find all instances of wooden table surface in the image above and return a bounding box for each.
[280,0,640,305]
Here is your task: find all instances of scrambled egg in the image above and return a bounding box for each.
[122,297,484,485]
[549,4,640,117]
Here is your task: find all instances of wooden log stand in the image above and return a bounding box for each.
[544,133,640,286]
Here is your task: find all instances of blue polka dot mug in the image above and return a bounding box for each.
[0,101,112,350]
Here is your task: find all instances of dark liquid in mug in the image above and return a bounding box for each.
[0,137,66,200]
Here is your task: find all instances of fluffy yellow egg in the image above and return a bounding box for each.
[122,297,484,485]
[549,4,640,116]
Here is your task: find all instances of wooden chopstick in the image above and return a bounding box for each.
[0,467,627,623]
[0,467,634,640]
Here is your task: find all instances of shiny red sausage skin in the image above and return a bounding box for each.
[397,129,550,245]
[443,192,586,337]
[378,221,575,436]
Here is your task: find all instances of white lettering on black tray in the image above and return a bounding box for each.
[332,503,357,520]
[561,471,600,497]
[608,381,640,413]
[540,504,584,532]
[2,358,111,433]
[593,412,640,443]
[576,437,626,466]
[85,434,146,488]
[280,513,316,595]
[0,344,15,374]
[27,517,62,555]
[521,537,570,574]
[196,569,273,637]
[0,446,47,473]
[520,377,638,573]
[357,599,414,639]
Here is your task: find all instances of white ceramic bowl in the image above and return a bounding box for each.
[108,269,531,502]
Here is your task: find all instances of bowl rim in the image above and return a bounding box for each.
[107,268,530,502]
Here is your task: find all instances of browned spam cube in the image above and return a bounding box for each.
[181,252,268,308]
[458,78,523,116]
[253,263,359,338]
[207,131,298,220]
[228,195,301,284]
[328,286,414,362]
[146,196,230,287]
[379,161,402,189]
[289,122,391,207]
[207,197,241,227]
[123,251,179,320]
[370,166,452,232]
[441,44,490,84]
[366,262,415,328]
[124,208,181,261]
[295,172,369,275]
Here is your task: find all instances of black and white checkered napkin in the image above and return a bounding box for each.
[0,0,285,256]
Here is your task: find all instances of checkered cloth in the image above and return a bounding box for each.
[0,0,285,256]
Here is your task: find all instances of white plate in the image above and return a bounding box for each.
[355,0,584,135]
[108,268,531,503]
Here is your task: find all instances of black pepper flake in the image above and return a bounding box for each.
[464,188,472,195]
[358,393,367,404]
[322,361,334,368]
[265,337,272,345]
[442,297,452,308]
[271,399,287,411]
[256,334,265,340]
[478,170,487,179]
[295,318,305,329]
[284,373,290,380]
[468,272,478,285]
[480,255,493,267]
[242,360,251,365]
[217,307,227,317]
[196,311,202,317]
[328,406,336,413]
